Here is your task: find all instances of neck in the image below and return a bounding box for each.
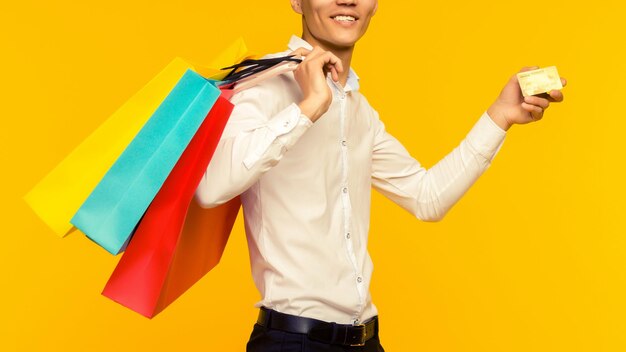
[301,30,354,87]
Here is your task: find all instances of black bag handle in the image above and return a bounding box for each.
[220,55,302,84]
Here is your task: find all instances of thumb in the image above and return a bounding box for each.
[289,47,312,60]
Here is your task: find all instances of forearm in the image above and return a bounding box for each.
[411,112,507,220]
[372,112,506,221]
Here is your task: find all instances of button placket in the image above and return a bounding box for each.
[333,83,364,307]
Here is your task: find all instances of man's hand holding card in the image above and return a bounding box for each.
[487,66,568,131]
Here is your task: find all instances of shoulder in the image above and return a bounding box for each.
[229,49,301,117]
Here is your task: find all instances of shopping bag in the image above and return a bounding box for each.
[102,94,239,318]
[71,70,223,255]
[23,38,252,237]
[101,55,303,317]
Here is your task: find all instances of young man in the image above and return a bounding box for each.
[195,0,567,350]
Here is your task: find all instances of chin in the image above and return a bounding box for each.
[324,33,360,48]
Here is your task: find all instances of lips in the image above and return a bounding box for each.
[332,15,356,22]
[330,11,360,21]
[330,13,359,27]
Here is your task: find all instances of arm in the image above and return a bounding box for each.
[194,87,312,208]
[195,45,345,208]
[372,66,568,221]
[371,110,507,222]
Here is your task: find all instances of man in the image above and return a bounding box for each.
[194,0,567,350]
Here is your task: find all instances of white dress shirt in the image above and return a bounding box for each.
[194,35,507,325]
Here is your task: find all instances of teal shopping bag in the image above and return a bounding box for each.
[71,69,221,255]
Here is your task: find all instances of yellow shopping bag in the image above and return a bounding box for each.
[23,38,253,237]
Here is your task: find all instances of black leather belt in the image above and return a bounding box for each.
[256,306,378,347]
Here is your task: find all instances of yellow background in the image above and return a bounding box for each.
[2,0,625,351]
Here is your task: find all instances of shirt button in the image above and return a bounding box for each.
[283,121,290,127]
[346,232,351,239]
[342,187,348,194]
[357,276,363,283]
[341,140,347,146]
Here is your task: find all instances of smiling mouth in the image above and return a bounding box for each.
[331,15,357,22]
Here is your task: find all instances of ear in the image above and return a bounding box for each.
[290,0,303,15]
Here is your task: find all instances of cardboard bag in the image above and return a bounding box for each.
[102,95,239,318]
[23,38,251,237]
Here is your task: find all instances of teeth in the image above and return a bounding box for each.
[333,15,355,22]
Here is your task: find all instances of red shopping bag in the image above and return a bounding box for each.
[101,93,240,318]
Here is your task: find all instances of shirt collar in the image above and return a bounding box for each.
[287,34,360,92]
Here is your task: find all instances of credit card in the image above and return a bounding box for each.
[517,66,563,97]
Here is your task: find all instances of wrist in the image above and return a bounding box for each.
[487,103,513,131]
[298,99,324,122]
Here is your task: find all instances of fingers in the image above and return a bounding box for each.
[518,67,567,104]
[328,64,339,82]
[523,96,549,120]
[521,102,544,120]
[523,86,566,121]
[546,90,564,102]
[524,95,550,109]
[538,77,566,102]
[299,45,325,63]
[314,50,344,78]
[293,46,344,82]
[544,77,567,101]
[289,47,311,59]
[512,67,566,123]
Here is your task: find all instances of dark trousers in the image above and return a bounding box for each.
[246,323,386,352]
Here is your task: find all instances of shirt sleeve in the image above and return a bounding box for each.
[371,110,507,221]
[194,86,313,208]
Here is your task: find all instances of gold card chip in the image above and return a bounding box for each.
[517,66,563,97]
